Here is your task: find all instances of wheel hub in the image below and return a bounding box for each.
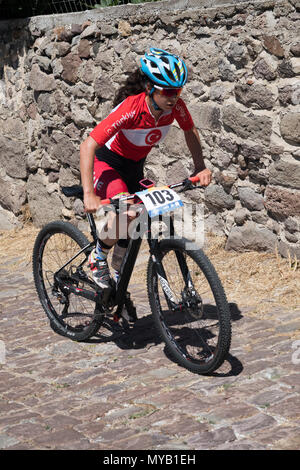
[181,289,203,319]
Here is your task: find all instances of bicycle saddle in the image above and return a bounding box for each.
[61,185,83,199]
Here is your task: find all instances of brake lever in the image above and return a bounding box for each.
[178,178,198,193]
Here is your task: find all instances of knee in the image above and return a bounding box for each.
[126,210,137,221]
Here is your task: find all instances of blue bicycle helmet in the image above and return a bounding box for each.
[140,47,188,88]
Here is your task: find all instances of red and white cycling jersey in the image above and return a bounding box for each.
[90,92,194,162]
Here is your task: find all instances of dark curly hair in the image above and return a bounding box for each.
[113,69,150,108]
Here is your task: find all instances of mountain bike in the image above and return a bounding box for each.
[32,176,231,374]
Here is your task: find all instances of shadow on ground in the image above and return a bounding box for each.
[85,301,244,377]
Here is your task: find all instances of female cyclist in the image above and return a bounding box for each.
[80,47,212,291]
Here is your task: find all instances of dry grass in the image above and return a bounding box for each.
[0,224,299,318]
[204,233,300,316]
[0,224,39,271]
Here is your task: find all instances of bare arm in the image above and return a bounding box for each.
[79,136,102,213]
[184,126,212,186]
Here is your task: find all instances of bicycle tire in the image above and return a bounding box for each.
[147,237,231,374]
[32,221,101,341]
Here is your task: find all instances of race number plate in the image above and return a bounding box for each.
[136,186,183,217]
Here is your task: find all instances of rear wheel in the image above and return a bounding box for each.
[147,238,231,374]
[32,221,101,341]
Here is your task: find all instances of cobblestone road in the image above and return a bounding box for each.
[0,251,300,450]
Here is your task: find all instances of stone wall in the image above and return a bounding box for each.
[0,0,299,257]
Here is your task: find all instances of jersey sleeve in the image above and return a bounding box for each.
[174,98,195,131]
[89,97,137,147]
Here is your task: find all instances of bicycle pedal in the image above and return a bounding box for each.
[113,305,137,324]
[113,313,121,323]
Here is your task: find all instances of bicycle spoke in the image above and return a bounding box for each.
[157,249,221,363]
[41,232,95,330]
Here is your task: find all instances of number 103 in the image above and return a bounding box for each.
[145,189,174,206]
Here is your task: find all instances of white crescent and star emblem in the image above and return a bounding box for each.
[145,129,162,145]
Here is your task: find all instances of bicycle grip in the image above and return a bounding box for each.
[100,198,111,205]
[189,176,200,184]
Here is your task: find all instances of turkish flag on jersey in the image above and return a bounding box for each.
[90,92,194,162]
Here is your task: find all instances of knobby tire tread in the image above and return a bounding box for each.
[147,237,231,374]
[32,220,100,341]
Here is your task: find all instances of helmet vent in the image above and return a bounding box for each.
[140,48,188,87]
[165,67,175,81]
[153,72,163,80]
[160,56,169,64]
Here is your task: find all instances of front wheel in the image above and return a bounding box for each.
[32,221,101,341]
[147,238,231,374]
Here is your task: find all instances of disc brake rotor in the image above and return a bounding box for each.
[181,289,204,319]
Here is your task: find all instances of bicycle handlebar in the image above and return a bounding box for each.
[99,176,201,207]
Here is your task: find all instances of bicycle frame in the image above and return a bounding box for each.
[54,177,200,318]
[34,176,232,374]
[115,208,176,310]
